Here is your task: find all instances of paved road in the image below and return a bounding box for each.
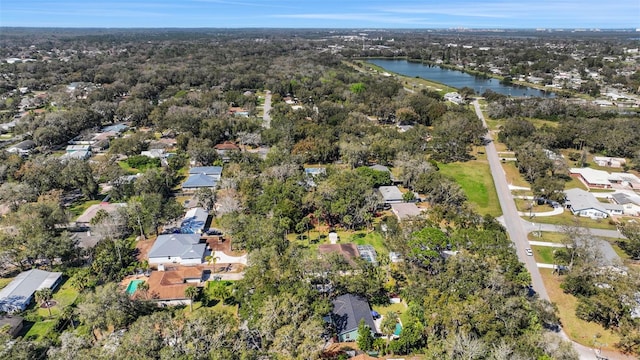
[262,90,272,128]
[473,100,603,359]
[473,100,550,299]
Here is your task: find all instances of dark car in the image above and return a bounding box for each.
[206,229,223,236]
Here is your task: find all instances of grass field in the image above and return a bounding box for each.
[290,229,390,257]
[525,212,617,230]
[35,279,79,318]
[372,301,410,327]
[531,246,555,264]
[528,231,567,243]
[68,199,102,219]
[438,159,502,217]
[539,268,621,351]
[24,320,57,341]
[0,277,14,290]
[500,161,530,188]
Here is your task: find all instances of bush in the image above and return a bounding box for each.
[126,155,161,170]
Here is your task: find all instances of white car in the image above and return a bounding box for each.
[525,248,533,256]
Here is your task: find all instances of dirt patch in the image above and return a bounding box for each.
[40,300,57,308]
[135,236,157,261]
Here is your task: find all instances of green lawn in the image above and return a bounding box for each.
[117,160,140,175]
[500,161,530,188]
[289,229,391,265]
[68,199,102,219]
[531,246,556,264]
[0,277,14,290]
[438,159,502,217]
[24,320,57,341]
[527,231,567,243]
[525,212,617,230]
[36,279,79,318]
[372,301,410,325]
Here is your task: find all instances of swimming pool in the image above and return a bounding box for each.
[126,279,145,296]
[394,323,402,336]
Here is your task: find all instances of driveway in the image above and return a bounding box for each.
[212,250,247,265]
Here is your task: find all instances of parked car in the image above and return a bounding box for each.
[206,228,223,236]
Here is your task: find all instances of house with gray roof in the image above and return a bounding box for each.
[182,173,218,191]
[189,166,223,180]
[148,234,206,266]
[611,192,640,216]
[331,294,376,342]
[0,269,62,313]
[6,140,35,156]
[564,188,623,219]
[378,186,404,204]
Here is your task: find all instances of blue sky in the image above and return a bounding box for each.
[1,0,638,28]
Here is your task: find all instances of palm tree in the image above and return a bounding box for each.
[136,281,150,300]
[35,288,53,318]
[381,311,399,353]
[205,255,220,272]
[184,286,199,312]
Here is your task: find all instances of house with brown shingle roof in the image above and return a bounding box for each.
[145,266,204,305]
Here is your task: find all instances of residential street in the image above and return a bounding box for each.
[473,100,549,300]
[472,100,627,360]
[262,90,272,128]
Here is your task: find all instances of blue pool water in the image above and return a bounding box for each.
[126,279,145,296]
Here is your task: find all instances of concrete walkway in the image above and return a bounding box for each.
[529,241,566,248]
[212,251,248,265]
[518,206,565,217]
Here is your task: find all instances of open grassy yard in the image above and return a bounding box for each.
[289,229,390,257]
[438,159,502,217]
[68,199,102,219]
[525,212,617,230]
[35,279,79,318]
[528,231,567,243]
[531,246,555,264]
[372,301,410,326]
[500,161,530,188]
[23,320,57,341]
[539,268,621,351]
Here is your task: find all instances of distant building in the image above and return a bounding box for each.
[593,156,626,168]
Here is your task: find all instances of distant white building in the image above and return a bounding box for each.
[444,92,464,104]
[593,156,626,168]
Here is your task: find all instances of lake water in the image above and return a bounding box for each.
[367,59,555,98]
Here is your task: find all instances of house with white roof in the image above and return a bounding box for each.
[569,168,612,189]
[564,188,623,219]
[148,234,206,266]
[0,269,62,313]
[593,156,626,168]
